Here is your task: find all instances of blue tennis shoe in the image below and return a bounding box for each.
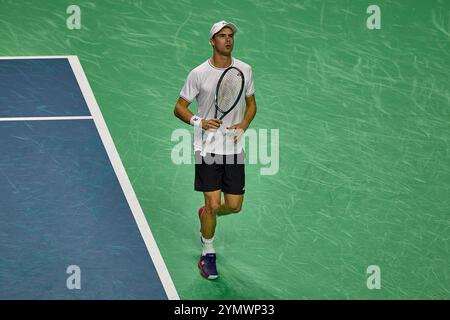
[198,253,219,280]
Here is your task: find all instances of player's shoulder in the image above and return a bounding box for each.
[232,58,253,71]
[188,60,210,76]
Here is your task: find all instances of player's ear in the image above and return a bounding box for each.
[209,38,214,47]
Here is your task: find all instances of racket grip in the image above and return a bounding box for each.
[200,130,215,157]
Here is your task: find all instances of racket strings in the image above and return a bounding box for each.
[217,69,243,113]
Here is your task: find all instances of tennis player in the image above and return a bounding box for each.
[173,20,257,280]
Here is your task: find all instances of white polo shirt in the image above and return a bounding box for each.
[180,57,255,155]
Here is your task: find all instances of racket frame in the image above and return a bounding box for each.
[214,66,245,119]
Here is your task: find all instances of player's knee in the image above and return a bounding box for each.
[206,201,220,214]
[228,204,242,213]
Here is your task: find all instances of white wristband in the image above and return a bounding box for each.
[190,116,203,128]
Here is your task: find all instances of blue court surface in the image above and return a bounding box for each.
[0,57,178,300]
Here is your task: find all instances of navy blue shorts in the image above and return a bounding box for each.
[194,151,245,195]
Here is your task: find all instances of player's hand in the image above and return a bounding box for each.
[227,122,248,143]
[201,119,222,130]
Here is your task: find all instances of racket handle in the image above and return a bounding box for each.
[200,130,215,157]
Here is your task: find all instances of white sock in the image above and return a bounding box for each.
[201,235,215,256]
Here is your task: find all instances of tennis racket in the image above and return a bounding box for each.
[200,66,245,156]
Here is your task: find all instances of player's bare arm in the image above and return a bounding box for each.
[173,97,222,130]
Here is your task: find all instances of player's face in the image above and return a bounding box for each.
[211,27,234,55]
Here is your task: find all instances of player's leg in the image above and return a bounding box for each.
[197,190,221,280]
[201,190,222,239]
[219,151,245,216]
[194,151,223,280]
[195,150,222,239]
[217,193,243,216]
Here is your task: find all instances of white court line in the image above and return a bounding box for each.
[0,116,93,122]
[67,56,180,300]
